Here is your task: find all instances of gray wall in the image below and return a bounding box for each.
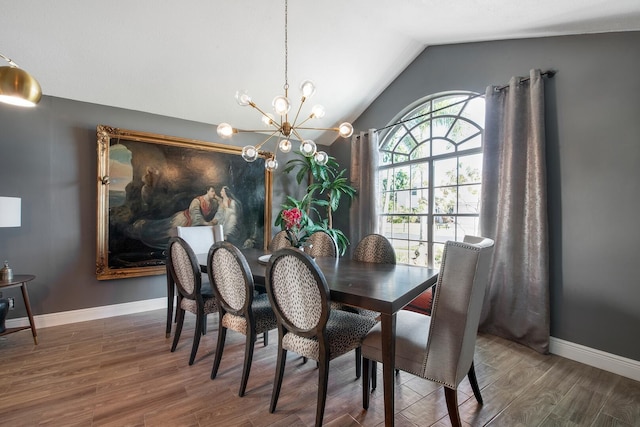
[2,31,638,362]
[332,31,640,360]
[0,97,305,318]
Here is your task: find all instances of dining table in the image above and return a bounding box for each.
[167,246,438,427]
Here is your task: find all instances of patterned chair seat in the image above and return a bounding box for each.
[221,293,277,336]
[282,309,376,361]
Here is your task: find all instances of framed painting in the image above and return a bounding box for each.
[96,125,272,280]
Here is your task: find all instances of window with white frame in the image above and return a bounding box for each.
[378,91,485,268]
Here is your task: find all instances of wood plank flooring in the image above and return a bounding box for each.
[0,309,638,426]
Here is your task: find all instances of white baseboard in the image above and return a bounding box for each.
[4,297,168,329]
[4,300,639,382]
[549,337,640,382]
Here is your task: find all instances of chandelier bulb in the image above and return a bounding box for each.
[265,158,278,171]
[300,139,317,157]
[314,151,329,166]
[241,145,259,162]
[272,95,290,116]
[262,113,275,126]
[310,104,325,119]
[278,139,292,153]
[235,90,252,106]
[299,80,316,99]
[217,123,234,139]
[338,122,354,138]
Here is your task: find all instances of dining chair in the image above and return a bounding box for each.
[176,225,222,254]
[305,230,338,258]
[169,225,221,335]
[268,230,292,251]
[344,234,396,319]
[166,236,218,365]
[265,248,377,427]
[207,241,278,397]
[361,236,495,427]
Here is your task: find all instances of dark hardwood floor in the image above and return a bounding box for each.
[0,309,638,426]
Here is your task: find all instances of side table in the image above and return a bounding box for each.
[0,274,38,344]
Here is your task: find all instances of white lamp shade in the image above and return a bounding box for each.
[0,196,21,227]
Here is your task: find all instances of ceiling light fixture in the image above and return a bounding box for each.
[216,0,353,171]
[0,53,42,107]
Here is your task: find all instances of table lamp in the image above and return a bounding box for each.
[0,196,21,228]
[0,196,21,281]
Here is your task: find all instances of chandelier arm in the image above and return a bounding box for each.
[295,126,341,132]
[291,128,306,142]
[294,115,315,128]
[249,102,282,131]
[255,130,282,150]
[290,96,307,128]
[234,128,282,133]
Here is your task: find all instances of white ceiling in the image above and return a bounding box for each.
[2,0,640,145]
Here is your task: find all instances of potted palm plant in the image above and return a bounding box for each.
[275,152,356,255]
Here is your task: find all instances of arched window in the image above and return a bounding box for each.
[378,91,485,268]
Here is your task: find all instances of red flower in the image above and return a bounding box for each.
[281,208,302,231]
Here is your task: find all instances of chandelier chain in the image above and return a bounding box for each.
[283,0,289,91]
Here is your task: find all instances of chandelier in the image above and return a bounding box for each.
[216,0,353,171]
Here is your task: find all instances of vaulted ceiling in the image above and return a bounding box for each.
[3,0,639,145]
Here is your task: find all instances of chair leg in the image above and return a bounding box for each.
[166,274,174,338]
[362,357,371,409]
[263,331,268,346]
[315,355,330,427]
[355,347,362,379]
[211,326,227,379]
[239,331,256,397]
[171,308,185,352]
[371,360,377,390]
[467,361,483,405]
[444,387,462,427]
[202,314,207,335]
[270,347,287,413]
[189,311,204,365]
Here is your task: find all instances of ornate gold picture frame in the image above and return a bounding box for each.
[96,125,272,280]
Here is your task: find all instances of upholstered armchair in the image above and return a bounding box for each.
[361,236,495,427]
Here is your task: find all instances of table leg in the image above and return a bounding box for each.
[20,283,37,345]
[380,312,396,426]
[166,265,175,338]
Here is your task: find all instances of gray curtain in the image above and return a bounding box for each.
[479,69,550,354]
[349,130,380,252]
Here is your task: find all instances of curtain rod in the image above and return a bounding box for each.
[366,69,556,135]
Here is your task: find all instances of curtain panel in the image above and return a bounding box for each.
[349,130,380,254]
[480,69,550,354]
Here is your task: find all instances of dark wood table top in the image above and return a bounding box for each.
[0,274,36,288]
[198,247,438,315]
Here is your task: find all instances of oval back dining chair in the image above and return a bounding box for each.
[352,233,397,265]
[305,230,338,258]
[207,241,277,397]
[268,230,293,252]
[166,236,218,365]
[346,233,396,322]
[166,225,220,337]
[176,225,220,254]
[361,236,495,427]
[265,248,377,427]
